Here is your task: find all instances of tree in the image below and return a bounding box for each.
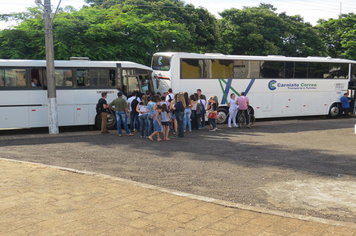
[317,13,356,59]
[218,4,325,56]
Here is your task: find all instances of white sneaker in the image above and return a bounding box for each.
[233,124,238,127]
[209,129,216,132]
[228,126,232,128]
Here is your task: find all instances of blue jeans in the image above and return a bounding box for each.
[176,111,184,137]
[139,114,148,137]
[116,111,130,135]
[209,118,217,129]
[183,108,192,132]
[147,114,154,136]
[130,112,139,131]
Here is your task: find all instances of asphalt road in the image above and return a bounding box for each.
[1,117,355,222]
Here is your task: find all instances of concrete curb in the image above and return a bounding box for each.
[1,157,355,229]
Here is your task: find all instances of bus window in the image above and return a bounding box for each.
[89,69,110,87]
[30,69,43,88]
[285,62,294,78]
[0,68,26,87]
[55,69,73,87]
[76,69,88,87]
[152,55,171,71]
[181,59,203,79]
[260,61,285,78]
[308,62,329,78]
[233,61,249,79]
[248,61,260,79]
[210,60,233,79]
[109,70,115,87]
[138,75,150,94]
[352,64,356,80]
[128,76,140,93]
[294,62,308,78]
[327,63,349,79]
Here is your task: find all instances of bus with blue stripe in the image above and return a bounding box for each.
[152,52,356,123]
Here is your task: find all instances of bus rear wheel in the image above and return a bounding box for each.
[217,107,229,124]
[328,103,341,118]
[95,112,117,130]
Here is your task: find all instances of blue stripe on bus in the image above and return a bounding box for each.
[244,79,256,95]
[222,79,233,104]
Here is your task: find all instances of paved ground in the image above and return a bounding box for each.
[1,159,355,235]
[0,117,355,223]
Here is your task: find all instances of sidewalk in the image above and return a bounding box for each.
[0,159,355,236]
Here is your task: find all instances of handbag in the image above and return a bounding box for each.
[208,112,217,119]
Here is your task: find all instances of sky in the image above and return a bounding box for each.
[0,0,355,28]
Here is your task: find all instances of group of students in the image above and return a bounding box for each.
[97,88,250,141]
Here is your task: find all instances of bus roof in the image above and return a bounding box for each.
[0,59,152,71]
[154,52,356,64]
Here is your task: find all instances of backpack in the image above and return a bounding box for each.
[196,102,203,115]
[131,98,139,113]
[167,94,173,103]
[96,99,102,114]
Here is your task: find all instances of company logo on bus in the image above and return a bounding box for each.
[268,80,317,91]
[268,80,277,90]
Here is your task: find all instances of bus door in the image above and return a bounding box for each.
[121,68,153,96]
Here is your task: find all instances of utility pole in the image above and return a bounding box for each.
[42,0,59,134]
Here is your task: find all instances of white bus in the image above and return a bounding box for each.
[0,58,153,129]
[152,52,356,123]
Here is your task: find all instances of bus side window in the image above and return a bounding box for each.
[0,68,27,87]
[109,70,115,87]
[76,69,88,87]
[181,59,203,79]
[55,69,73,87]
[89,69,110,87]
[30,69,43,88]
[0,69,5,87]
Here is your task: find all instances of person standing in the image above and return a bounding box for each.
[183,92,192,132]
[174,93,186,137]
[147,96,157,136]
[197,89,206,128]
[97,92,110,134]
[109,92,133,136]
[228,93,238,128]
[128,91,141,132]
[207,96,218,131]
[148,105,163,142]
[161,104,171,141]
[190,94,199,130]
[340,92,352,116]
[237,92,250,128]
[165,88,174,105]
[136,95,149,138]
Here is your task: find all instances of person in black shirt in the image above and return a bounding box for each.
[174,93,186,137]
[98,92,109,134]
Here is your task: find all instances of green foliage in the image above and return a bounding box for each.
[0,1,354,63]
[317,13,356,59]
[218,5,325,56]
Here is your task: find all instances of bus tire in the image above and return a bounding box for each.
[328,103,341,118]
[95,112,117,130]
[217,107,229,124]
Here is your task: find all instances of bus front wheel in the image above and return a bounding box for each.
[95,112,117,130]
[328,103,341,118]
[217,107,229,124]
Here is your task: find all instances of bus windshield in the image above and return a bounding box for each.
[152,55,171,71]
